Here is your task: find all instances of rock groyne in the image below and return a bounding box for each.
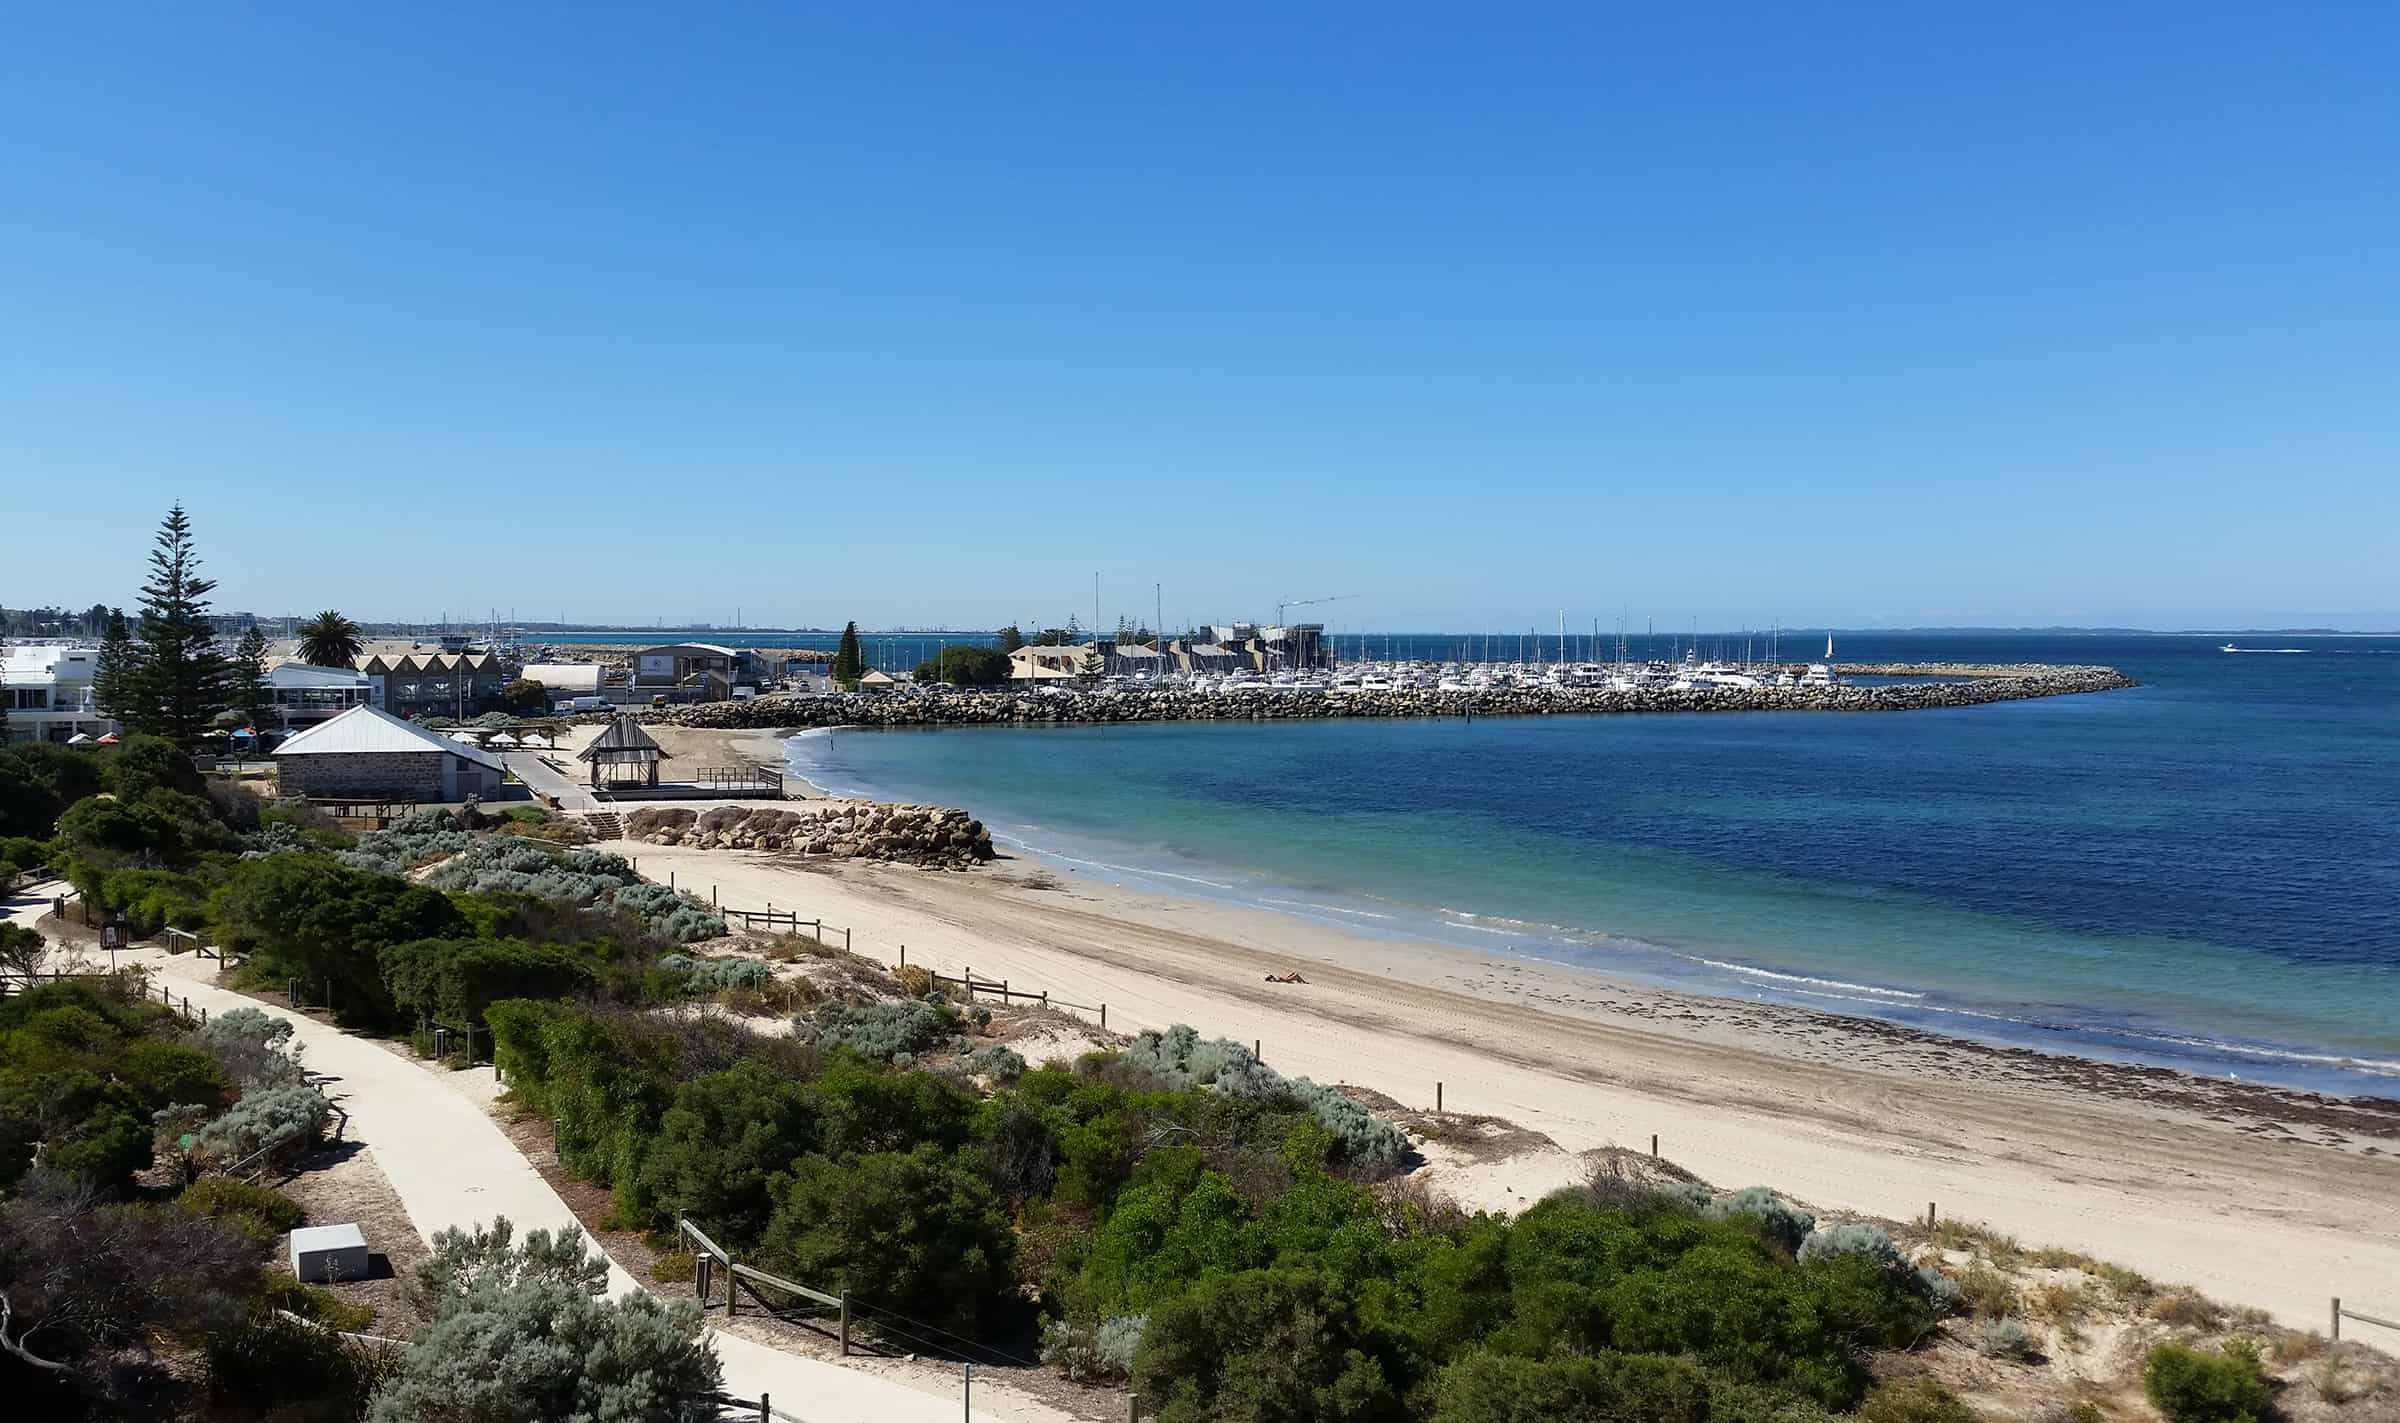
[623,803,994,869]
[634,664,2135,731]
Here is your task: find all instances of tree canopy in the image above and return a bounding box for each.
[231,625,273,731]
[832,622,866,686]
[298,610,364,669]
[911,645,1012,687]
[125,505,230,747]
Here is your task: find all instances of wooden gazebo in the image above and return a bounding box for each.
[578,715,668,788]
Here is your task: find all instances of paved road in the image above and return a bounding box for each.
[1,882,1030,1423]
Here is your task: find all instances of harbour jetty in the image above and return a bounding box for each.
[637,662,2134,730]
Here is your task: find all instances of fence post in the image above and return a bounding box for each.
[1100,1003,1108,1030]
[1436,1082,1443,1114]
[759,1392,768,1423]
[899,944,906,967]
[2332,1297,2341,1342]
[1128,1394,1141,1423]
[839,1294,850,1355]
[1927,1202,1937,1229]
[963,967,972,1001]
[1254,1039,1261,1063]
[1041,990,1049,1010]
[712,884,718,907]
[844,927,851,953]
[1650,1133,1658,1159]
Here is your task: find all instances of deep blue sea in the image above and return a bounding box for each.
[782,633,2400,1098]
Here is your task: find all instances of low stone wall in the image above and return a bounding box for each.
[632,664,2136,732]
[623,803,993,869]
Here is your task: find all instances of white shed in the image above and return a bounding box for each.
[290,1222,370,1283]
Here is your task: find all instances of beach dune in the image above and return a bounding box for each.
[607,839,2400,1333]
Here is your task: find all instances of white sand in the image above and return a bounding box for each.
[608,840,2400,1331]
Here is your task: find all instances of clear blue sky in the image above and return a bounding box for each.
[5,4,2395,632]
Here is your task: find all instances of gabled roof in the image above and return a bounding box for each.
[578,714,667,761]
[272,704,505,771]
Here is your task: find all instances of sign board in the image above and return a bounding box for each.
[101,924,122,950]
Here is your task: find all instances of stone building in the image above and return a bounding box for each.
[273,704,508,803]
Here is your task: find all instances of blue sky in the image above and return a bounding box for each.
[4,4,2395,632]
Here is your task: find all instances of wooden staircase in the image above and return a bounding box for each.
[583,811,623,841]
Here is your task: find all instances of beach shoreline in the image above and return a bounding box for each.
[601,829,2400,1332]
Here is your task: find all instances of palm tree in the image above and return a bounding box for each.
[297,610,364,668]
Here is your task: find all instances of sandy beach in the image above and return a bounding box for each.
[596,824,2400,1335]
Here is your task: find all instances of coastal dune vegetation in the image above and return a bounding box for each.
[487,991,1959,1423]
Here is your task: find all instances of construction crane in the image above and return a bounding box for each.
[1275,593,1359,623]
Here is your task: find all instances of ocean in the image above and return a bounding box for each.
[780,633,2400,1099]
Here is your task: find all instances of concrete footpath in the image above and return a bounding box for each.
[2,882,1034,1423]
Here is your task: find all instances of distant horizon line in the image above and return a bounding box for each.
[428,622,2400,639]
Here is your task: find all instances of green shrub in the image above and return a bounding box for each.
[1974,1316,2037,1361]
[958,1043,1028,1085]
[1119,1026,1408,1175]
[179,1176,306,1237]
[381,935,593,1039]
[655,952,771,992]
[195,1082,332,1167]
[633,1061,818,1241]
[2145,1340,2274,1423]
[1797,1222,1900,1269]
[213,853,470,1027]
[793,997,959,1062]
[1704,1188,1816,1254]
[1130,1267,1397,1423]
[207,1309,394,1422]
[1856,1379,1979,1423]
[1430,1349,1714,1423]
[761,1143,1015,1337]
[1041,1313,1148,1382]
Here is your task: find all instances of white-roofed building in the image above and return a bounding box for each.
[520,663,605,696]
[273,704,507,802]
[2,643,115,744]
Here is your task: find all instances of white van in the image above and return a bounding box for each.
[730,685,756,702]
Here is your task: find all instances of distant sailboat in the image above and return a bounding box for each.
[1826,633,1835,659]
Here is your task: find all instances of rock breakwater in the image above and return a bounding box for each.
[634,664,2135,731]
[624,803,994,868]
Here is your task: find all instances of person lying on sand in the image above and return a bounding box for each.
[1265,972,1309,984]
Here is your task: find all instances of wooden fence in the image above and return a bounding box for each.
[925,965,1109,1030]
[162,925,237,966]
[716,905,851,952]
[2333,1297,2400,1342]
[677,1216,851,1354]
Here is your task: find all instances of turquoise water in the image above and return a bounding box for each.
[783,634,2400,1098]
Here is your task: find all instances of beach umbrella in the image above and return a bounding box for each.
[96,733,120,744]
[66,732,92,744]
